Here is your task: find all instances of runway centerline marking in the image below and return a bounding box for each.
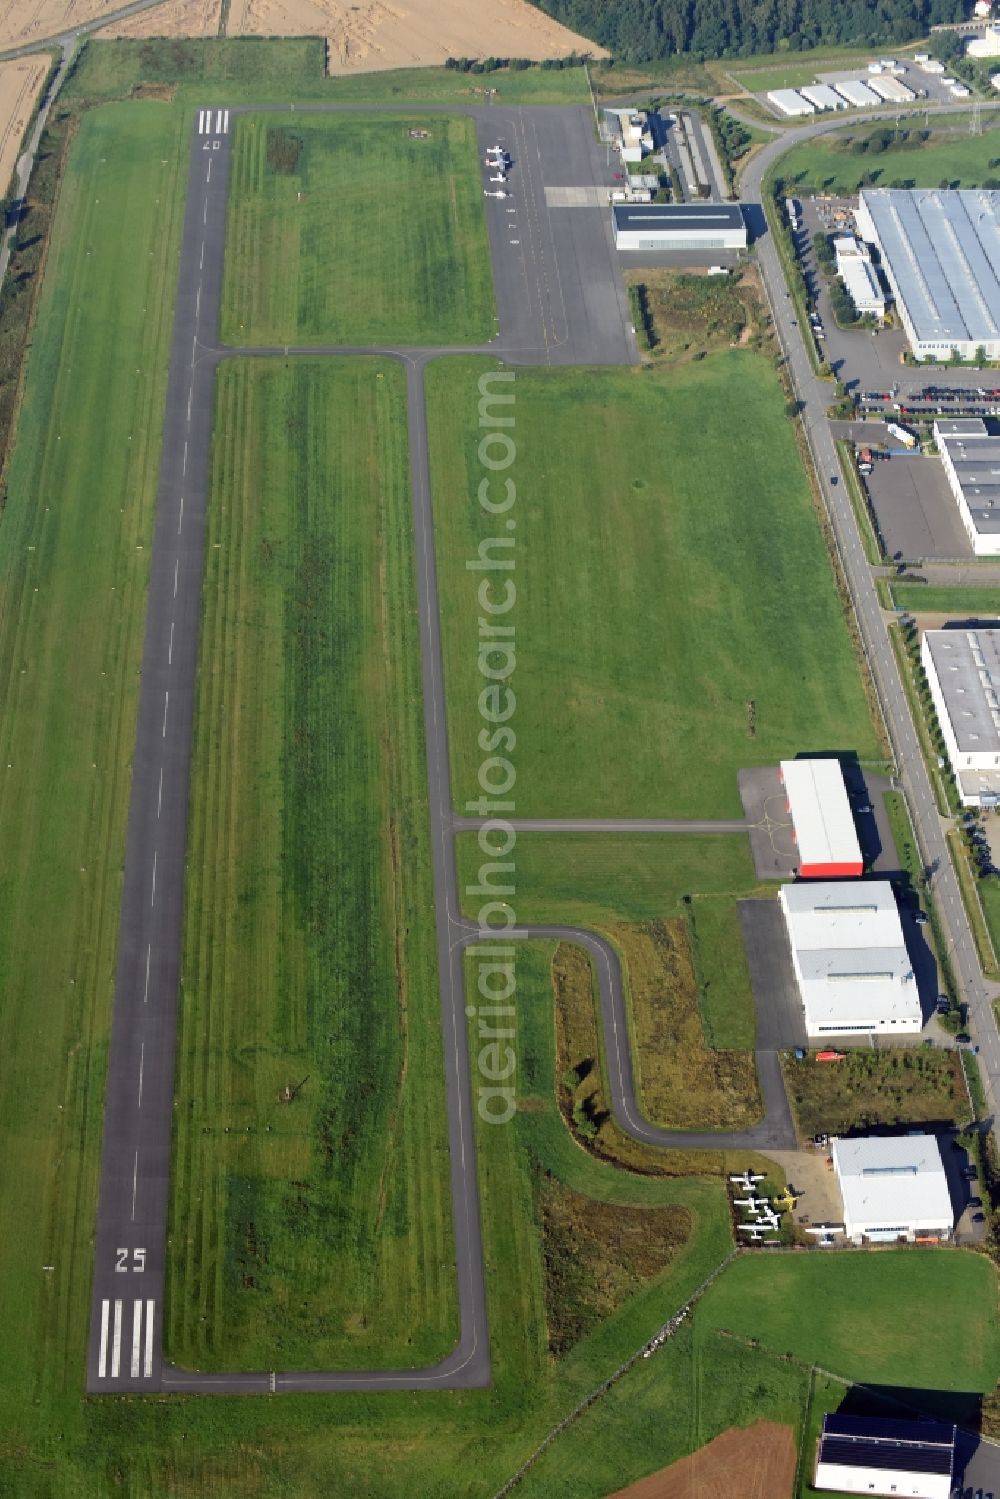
[173,558,179,597]
[157,766,163,818]
[151,850,157,908]
[131,1153,138,1222]
[138,1042,144,1110]
[162,690,169,738]
[143,943,150,1004]
[182,440,188,475]
[168,621,174,666]
[178,494,184,534]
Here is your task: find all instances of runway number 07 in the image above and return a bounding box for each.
[115,1247,146,1273]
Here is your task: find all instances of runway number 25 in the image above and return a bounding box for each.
[115,1247,146,1273]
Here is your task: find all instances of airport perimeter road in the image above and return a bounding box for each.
[740,128,1000,1124]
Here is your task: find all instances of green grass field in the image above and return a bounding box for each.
[458,830,759,926]
[222,114,495,347]
[891,582,1000,617]
[730,45,915,92]
[428,354,880,818]
[778,123,1000,193]
[64,39,591,106]
[166,357,457,1371]
[695,1251,1000,1392]
[0,98,189,1481]
[689,896,757,1049]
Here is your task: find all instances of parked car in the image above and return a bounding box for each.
[914,911,928,925]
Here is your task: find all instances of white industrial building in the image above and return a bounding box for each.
[933,417,1000,556]
[950,81,972,98]
[815,1412,957,1499]
[834,77,880,107]
[831,1134,953,1244]
[856,189,1000,362]
[779,759,862,878]
[778,882,920,1036]
[800,83,848,111]
[767,88,814,116]
[834,234,885,319]
[611,202,746,251]
[968,25,1000,56]
[867,74,914,103]
[921,627,1000,806]
[919,56,945,74]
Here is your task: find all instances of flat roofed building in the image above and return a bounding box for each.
[800,84,848,111]
[868,74,915,102]
[831,1135,953,1245]
[933,417,1000,555]
[840,255,885,317]
[968,25,1000,55]
[611,202,746,252]
[856,189,1000,361]
[815,1412,956,1498]
[921,626,1000,805]
[767,87,815,115]
[834,78,880,107]
[779,759,862,877]
[779,882,919,1036]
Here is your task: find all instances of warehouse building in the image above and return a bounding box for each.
[834,235,886,319]
[834,77,880,107]
[831,1134,954,1245]
[856,189,1000,362]
[800,83,848,111]
[815,1412,957,1498]
[778,881,919,1035]
[933,417,1000,555]
[921,626,1000,805]
[611,202,746,251]
[779,758,862,877]
[766,87,814,116]
[968,25,1000,56]
[867,73,914,103]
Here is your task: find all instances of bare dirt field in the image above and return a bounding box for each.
[100,0,221,39]
[226,0,605,72]
[607,1421,797,1499]
[0,54,48,197]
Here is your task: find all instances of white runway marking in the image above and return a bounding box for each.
[216,109,223,133]
[144,1301,155,1378]
[195,285,201,322]
[111,1300,122,1378]
[222,109,229,133]
[144,942,151,1004]
[131,1299,142,1378]
[187,385,193,422]
[199,240,205,271]
[178,494,184,534]
[168,621,175,666]
[131,1152,138,1221]
[157,765,163,817]
[98,1299,110,1378]
[138,1042,144,1110]
[174,558,179,597]
[151,849,157,908]
[206,158,212,184]
[198,109,206,133]
[203,199,207,226]
[182,440,188,475]
[162,690,169,738]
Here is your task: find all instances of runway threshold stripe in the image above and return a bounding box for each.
[216,109,223,133]
[222,110,229,133]
[131,1300,142,1378]
[110,1300,123,1379]
[198,109,205,134]
[144,1300,155,1378]
[98,1299,109,1378]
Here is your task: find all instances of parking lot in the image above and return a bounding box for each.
[839,434,973,560]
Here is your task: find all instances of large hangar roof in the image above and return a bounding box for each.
[611,202,745,234]
[831,1134,953,1230]
[780,758,862,875]
[859,188,1000,349]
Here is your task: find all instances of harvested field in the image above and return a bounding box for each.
[606,1421,796,1499]
[225,0,605,72]
[0,55,48,199]
[99,0,222,39]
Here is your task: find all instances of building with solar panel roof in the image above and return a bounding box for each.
[856,189,1000,361]
[814,1412,956,1497]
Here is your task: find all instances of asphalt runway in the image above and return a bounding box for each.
[88,100,787,1398]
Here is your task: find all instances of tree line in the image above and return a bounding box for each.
[526,0,967,64]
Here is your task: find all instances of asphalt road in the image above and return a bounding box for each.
[741,127,1000,1123]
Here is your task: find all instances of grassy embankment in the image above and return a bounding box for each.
[166,357,458,1371]
[222,113,495,346]
[778,121,1000,193]
[782,1050,969,1138]
[427,353,881,820]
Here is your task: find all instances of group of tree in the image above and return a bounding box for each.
[443,52,586,72]
[525,0,967,64]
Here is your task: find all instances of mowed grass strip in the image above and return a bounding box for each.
[0,101,187,1436]
[694,1251,1000,1392]
[222,114,495,347]
[166,358,456,1371]
[428,354,879,819]
[778,123,1000,193]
